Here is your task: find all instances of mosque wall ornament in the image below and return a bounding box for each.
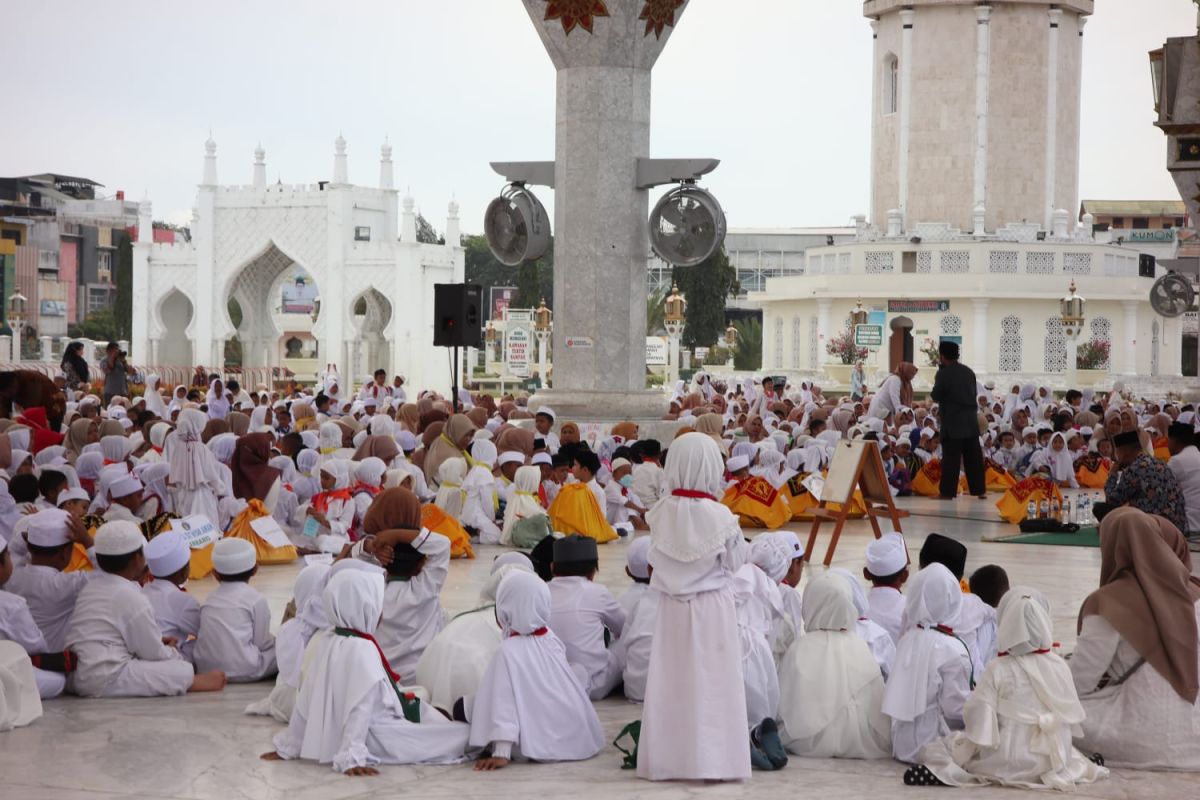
[543,0,610,35]
[639,0,685,39]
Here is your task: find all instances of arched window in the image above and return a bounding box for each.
[939,315,962,336]
[791,316,802,369]
[1089,317,1111,370]
[774,316,784,369]
[1044,318,1067,373]
[809,316,819,369]
[883,54,899,115]
[999,315,1022,372]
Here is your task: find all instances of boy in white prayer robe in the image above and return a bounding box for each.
[777,572,891,759]
[194,538,277,682]
[864,531,909,645]
[881,563,973,763]
[266,570,469,774]
[546,534,625,700]
[469,570,605,770]
[371,523,451,682]
[246,563,332,723]
[0,536,66,698]
[736,537,788,733]
[766,531,805,667]
[911,587,1107,789]
[832,568,896,680]
[416,554,534,711]
[141,530,200,663]
[617,536,652,620]
[65,521,226,697]
[3,508,94,652]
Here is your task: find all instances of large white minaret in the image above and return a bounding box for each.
[866,0,1092,235]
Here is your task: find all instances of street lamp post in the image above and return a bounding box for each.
[8,291,27,363]
[534,298,552,387]
[1060,280,1086,385]
[485,321,498,371]
[724,322,738,370]
[849,298,869,329]
[663,284,686,386]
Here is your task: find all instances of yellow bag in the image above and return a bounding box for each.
[783,475,820,521]
[995,476,1064,525]
[226,500,297,565]
[547,483,618,543]
[189,542,215,580]
[1076,458,1110,489]
[911,460,943,498]
[421,504,476,559]
[64,542,93,573]
[721,476,792,530]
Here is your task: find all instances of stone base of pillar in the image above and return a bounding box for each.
[527,389,667,425]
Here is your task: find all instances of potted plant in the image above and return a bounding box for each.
[824,330,868,385]
[919,338,942,368]
[1074,340,1110,386]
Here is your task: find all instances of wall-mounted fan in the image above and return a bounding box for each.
[484,183,550,266]
[1149,272,1197,318]
[648,185,726,267]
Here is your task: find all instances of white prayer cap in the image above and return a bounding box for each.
[626,536,652,580]
[273,401,287,410]
[56,487,90,507]
[1022,426,1037,438]
[984,380,996,390]
[531,452,552,466]
[396,431,418,451]
[145,529,190,578]
[212,537,256,575]
[94,520,145,556]
[363,396,378,408]
[865,531,908,577]
[118,418,134,431]
[473,429,494,441]
[918,428,934,439]
[726,455,750,473]
[25,508,73,548]
[535,406,556,421]
[777,530,804,560]
[485,418,502,433]
[1080,426,1094,436]
[611,457,632,472]
[110,475,143,499]
[498,451,525,467]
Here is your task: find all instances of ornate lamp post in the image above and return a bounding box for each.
[663,284,686,385]
[534,297,552,385]
[8,291,27,363]
[724,321,738,369]
[849,298,869,328]
[1060,280,1086,382]
[485,320,498,366]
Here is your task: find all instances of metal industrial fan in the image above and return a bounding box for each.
[648,184,727,267]
[1149,272,1198,318]
[484,183,551,266]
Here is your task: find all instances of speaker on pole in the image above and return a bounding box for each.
[1139,253,1157,278]
[433,283,483,348]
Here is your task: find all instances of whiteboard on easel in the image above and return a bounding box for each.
[822,439,867,505]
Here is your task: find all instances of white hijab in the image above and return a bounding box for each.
[143,374,169,418]
[500,465,546,546]
[168,409,222,490]
[992,586,1084,724]
[206,379,230,420]
[882,563,964,722]
[1041,432,1078,487]
[433,457,468,518]
[646,432,740,563]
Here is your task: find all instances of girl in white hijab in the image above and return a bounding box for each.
[778,572,891,759]
[249,405,270,433]
[912,588,1107,789]
[206,379,230,420]
[293,449,322,504]
[306,460,355,553]
[460,441,501,545]
[268,570,469,772]
[207,432,237,466]
[1034,431,1079,488]
[433,458,469,521]
[468,570,605,770]
[142,374,169,418]
[500,465,548,547]
[168,409,223,527]
[881,563,973,764]
[637,432,752,782]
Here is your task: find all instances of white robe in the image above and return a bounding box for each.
[0,640,41,731]
[194,581,276,682]
[2,564,92,652]
[883,628,972,763]
[0,589,65,698]
[547,576,625,700]
[616,588,659,703]
[733,563,783,728]
[142,579,200,663]
[375,529,450,681]
[64,572,193,697]
[867,585,906,644]
[415,606,503,712]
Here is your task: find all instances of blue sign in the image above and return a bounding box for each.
[868,311,886,328]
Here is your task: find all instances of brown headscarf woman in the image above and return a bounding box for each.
[423,414,476,486]
[466,406,489,429]
[418,408,449,433]
[291,403,317,432]
[353,434,401,465]
[99,419,125,439]
[495,426,535,460]
[559,422,581,447]
[1078,507,1200,703]
[883,362,918,409]
[398,403,420,433]
[412,420,444,470]
[65,417,98,463]
[230,432,280,502]
[362,486,423,537]
[201,417,230,444]
[227,411,251,437]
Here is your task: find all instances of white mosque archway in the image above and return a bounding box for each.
[349,288,394,382]
[156,289,195,367]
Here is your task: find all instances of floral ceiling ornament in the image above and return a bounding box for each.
[639,0,686,39]
[543,0,610,35]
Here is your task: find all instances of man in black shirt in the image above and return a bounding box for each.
[930,340,986,499]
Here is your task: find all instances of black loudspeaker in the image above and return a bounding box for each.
[433,283,483,347]
[1139,253,1157,278]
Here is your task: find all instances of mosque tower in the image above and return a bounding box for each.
[867,0,1092,235]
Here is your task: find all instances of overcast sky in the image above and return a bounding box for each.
[4,0,1195,232]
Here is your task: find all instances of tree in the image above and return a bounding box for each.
[415,213,444,245]
[645,286,668,336]
[68,308,120,342]
[671,248,737,348]
[733,317,763,371]
[462,234,554,313]
[113,232,133,339]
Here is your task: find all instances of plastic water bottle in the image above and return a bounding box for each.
[1026,500,1037,520]
[1051,498,1061,521]
[1039,499,1049,519]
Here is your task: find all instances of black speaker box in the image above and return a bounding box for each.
[433,283,483,347]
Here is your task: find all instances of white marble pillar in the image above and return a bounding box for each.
[898,8,915,228]
[972,5,992,233]
[195,138,218,372]
[971,298,989,371]
[520,0,684,419]
[0,335,12,363]
[39,336,52,362]
[816,299,833,365]
[1044,7,1062,231]
[1121,300,1139,376]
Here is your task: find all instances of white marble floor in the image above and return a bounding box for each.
[4,494,1197,800]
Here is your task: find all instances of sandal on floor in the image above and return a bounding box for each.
[903,765,946,786]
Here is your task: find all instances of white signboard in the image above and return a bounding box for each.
[170,515,219,549]
[693,346,709,363]
[505,309,533,323]
[506,327,531,377]
[565,336,594,349]
[250,515,292,549]
[645,336,669,365]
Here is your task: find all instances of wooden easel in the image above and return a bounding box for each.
[805,439,909,566]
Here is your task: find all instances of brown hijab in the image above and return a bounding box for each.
[99,419,125,439]
[495,427,535,459]
[889,362,918,408]
[362,486,423,536]
[611,421,639,441]
[1078,507,1200,703]
[423,414,476,485]
[398,403,420,433]
[65,418,96,462]
[201,417,230,444]
[230,432,280,502]
[227,411,250,437]
[466,407,489,429]
[0,433,11,470]
[291,403,317,432]
[353,434,401,464]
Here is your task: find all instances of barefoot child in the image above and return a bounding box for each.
[194,537,276,682]
[141,529,200,662]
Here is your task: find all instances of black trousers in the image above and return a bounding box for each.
[940,435,986,498]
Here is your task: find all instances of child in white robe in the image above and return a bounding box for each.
[864,531,908,645]
[469,570,605,770]
[305,461,356,553]
[919,533,997,676]
[266,569,469,774]
[416,554,534,711]
[462,441,502,545]
[141,530,200,663]
[910,587,1108,789]
[0,536,66,698]
[546,534,625,700]
[3,508,93,652]
[618,536,652,620]
[65,521,226,697]
[736,535,789,770]
[881,563,972,763]
[245,563,331,723]
[194,538,277,682]
[768,531,806,667]
[777,572,891,759]
[832,568,896,680]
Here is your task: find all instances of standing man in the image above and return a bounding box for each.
[1166,421,1199,538]
[101,342,134,405]
[930,340,985,499]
